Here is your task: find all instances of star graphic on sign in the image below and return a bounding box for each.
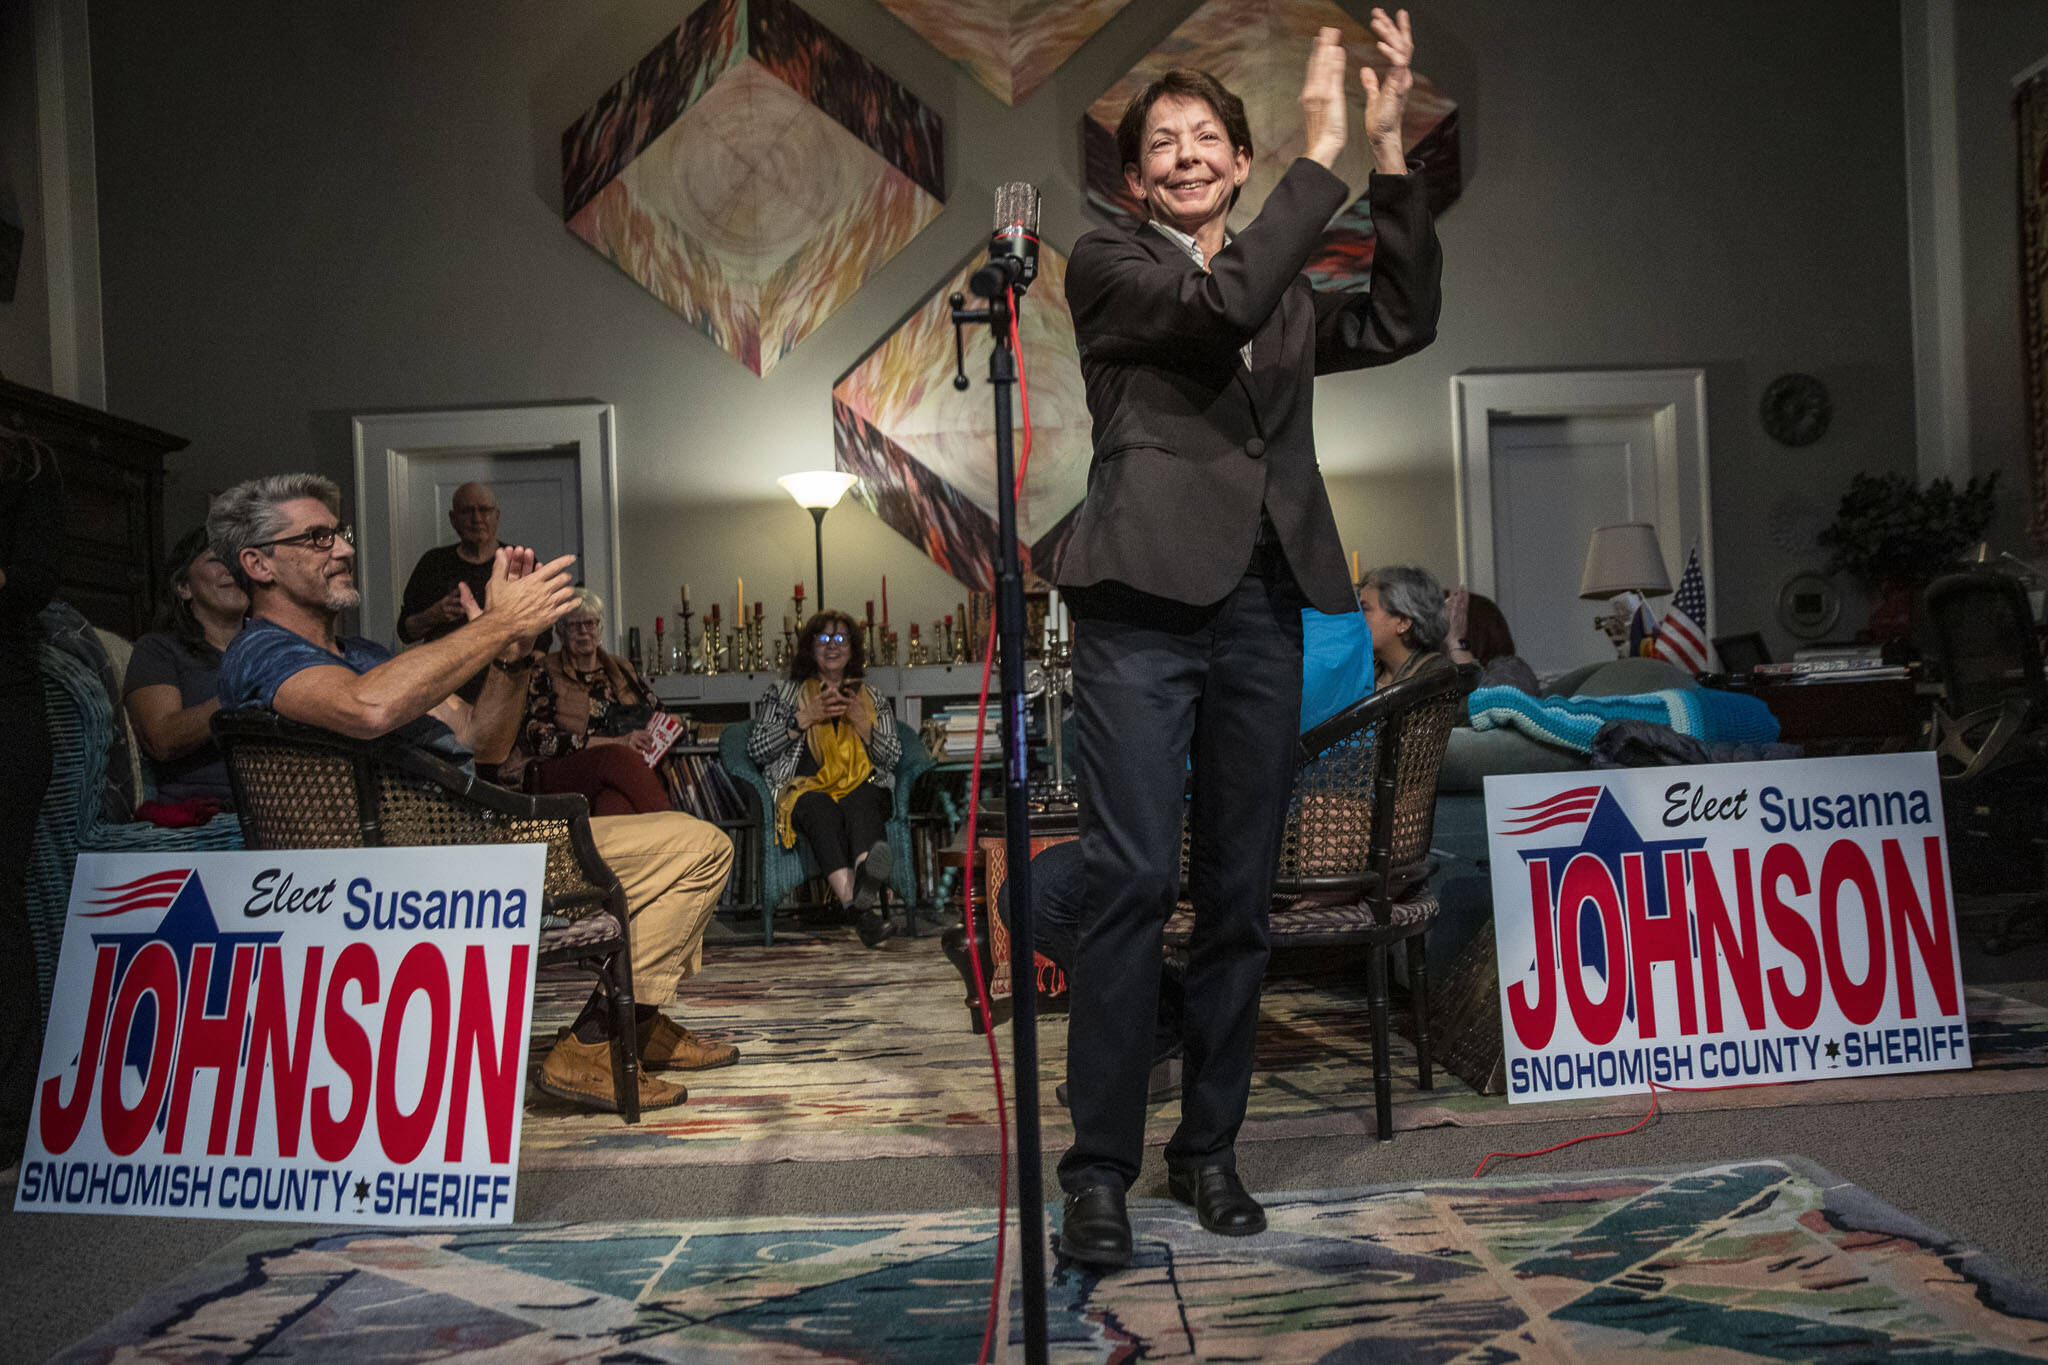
[354,1179,371,1204]
[88,873,282,1101]
[1824,1040,1841,1060]
[1513,789,1707,1018]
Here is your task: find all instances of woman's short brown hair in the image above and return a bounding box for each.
[1115,68,1254,206]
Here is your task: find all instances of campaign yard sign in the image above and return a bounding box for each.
[17,846,546,1225]
[1485,753,1969,1104]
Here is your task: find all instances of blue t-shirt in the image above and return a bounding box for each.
[218,617,474,768]
[1299,605,1374,732]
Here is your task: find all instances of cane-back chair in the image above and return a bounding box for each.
[1164,662,1479,1141]
[1921,572,2048,952]
[212,709,646,1121]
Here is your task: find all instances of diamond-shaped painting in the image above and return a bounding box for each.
[563,0,946,377]
[1083,0,1459,293]
[874,0,1137,107]
[832,249,1087,591]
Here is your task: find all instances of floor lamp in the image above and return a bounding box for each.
[778,471,857,607]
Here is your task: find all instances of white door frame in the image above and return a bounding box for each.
[352,403,622,652]
[1451,368,1714,615]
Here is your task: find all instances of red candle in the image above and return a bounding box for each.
[754,601,763,618]
[710,604,720,623]
[881,575,888,626]
[945,613,953,625]
[655,616,664,632]
[794,582,804,601]
[865,599,874,623]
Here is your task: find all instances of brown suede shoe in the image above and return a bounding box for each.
[535,1036,686,1113]
[636,1012,741,1071]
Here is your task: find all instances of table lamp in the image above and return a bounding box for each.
[778,471,857,606]
[1581,522,1672,655]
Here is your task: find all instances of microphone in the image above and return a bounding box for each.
[970,182,1040,299]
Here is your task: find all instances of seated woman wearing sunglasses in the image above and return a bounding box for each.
[748,610,903,946]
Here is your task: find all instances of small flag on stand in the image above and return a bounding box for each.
[1652,545,1713,673]
[1624,595,1660,657]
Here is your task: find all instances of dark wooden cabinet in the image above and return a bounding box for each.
[1,379,186,638]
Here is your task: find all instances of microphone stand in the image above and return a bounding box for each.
[950,282,1049,1365]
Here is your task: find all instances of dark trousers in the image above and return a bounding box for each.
[528,742,671,816]
[789,781,891,882]
[1059,566,1304,1194]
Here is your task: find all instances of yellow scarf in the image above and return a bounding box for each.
[774,679,876,849]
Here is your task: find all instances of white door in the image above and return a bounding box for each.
[395,448,583,637]
[1488,412,1668,678]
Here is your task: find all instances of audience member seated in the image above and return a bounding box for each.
[123,526,247,821]
[748,609,903,948]
[499,588,673,816]
[396,480,504,702]
[1360,564,1453,689]
[1444,587,1539,693]
[210,473,737,1114]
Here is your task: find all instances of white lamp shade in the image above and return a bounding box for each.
[1580,522,1673,599]
[778,470,858,510]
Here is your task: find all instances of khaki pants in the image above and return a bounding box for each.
[587,810,732,1007]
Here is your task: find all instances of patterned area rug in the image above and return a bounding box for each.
[54,1159,2048,1362]
[516,937,2048,1169]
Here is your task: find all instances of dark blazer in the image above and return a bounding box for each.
[1054,157,1443,616]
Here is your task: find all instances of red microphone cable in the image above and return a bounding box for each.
[1470,1077,1809,1178]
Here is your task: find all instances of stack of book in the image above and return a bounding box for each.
[1752,645,1908,683]
[932,703,1005,758]
[668,749,749,823]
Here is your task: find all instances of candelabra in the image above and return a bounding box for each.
[648,618,670,677]
[675,604,697,674]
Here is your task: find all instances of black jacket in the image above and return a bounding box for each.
[1054,157,1442,615]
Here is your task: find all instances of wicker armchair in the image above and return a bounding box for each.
[211,709,647,1122]
[26,644,243,1022]
[1164,662,1479,1141]
[718,719,934,945]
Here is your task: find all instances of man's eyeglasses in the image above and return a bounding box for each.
[255,524,354,553]
[816,632,850,645]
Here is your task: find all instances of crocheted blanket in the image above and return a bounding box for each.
[1467,685,1780,754]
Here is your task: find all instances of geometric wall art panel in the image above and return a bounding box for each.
[832,246,1087,590]
[1082,0,1459,293]
[873,0,1137,107]
[563,0,946,377]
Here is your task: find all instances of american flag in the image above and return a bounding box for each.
[1653,546,1713,673]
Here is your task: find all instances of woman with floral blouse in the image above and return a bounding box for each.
[501,589,673,816]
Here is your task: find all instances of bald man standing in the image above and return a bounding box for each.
[399,481,505,701]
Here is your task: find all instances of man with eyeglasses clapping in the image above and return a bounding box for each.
[209,473,738,1114]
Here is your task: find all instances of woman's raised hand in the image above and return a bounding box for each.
[1359,8,1414,173]
[1300,26,1349,168]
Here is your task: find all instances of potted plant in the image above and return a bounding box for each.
[1817,470,1998,641]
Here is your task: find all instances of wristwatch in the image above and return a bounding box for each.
[492,653,535,674]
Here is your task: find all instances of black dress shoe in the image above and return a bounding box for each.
[1167,1165,1267,1236]
[1058,1185,1133,1268]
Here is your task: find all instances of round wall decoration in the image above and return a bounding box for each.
[1760,372,1832,446]
[1777,571,1843,639]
